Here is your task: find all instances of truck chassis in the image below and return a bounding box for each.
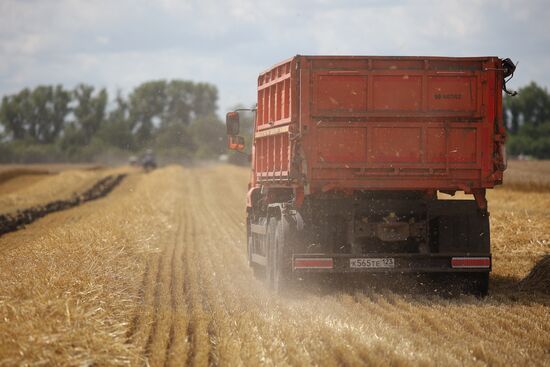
[247,189,490,295]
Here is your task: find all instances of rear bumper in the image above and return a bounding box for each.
[292,253,491,273]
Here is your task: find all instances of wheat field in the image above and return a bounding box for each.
[0,164,124,214]
[503,160,550,192]
[0,163,548,366]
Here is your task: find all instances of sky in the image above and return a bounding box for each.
[1,0,549,115]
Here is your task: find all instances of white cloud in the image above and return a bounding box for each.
[95,36,110,45]
[0,0,548,113]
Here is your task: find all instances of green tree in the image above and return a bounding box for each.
[35,86,71,143]
[0,89,30,140]
[128,79,219,149]
[191,83,218,118]
[517,82,550,127]
[189,114,225,159]
[128,80,167,147]
[72,84,108,144]
[504,82,550,158]
[0,85,71,143]
[154,122,195,159]
[503,93,522,134]
[0,79,224,163]
[504,82,550,133]
[507,122,550,159]
[97,92,135,151]
[164,80,194,125]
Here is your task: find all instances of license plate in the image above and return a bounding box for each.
[350,258,395,269]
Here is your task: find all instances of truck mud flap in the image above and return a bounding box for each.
[292,253,491,273]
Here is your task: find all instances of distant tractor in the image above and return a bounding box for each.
[141,149,157,172]
[227,55,517,295]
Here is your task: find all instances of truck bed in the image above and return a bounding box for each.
[253,55,506,194]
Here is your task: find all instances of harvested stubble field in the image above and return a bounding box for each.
[502,160,550,191]
[0,164,114,214]
[0,163,548,366]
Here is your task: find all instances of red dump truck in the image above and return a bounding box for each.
[226,55,517,295]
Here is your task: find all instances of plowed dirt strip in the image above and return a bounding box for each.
[0,164,548,366]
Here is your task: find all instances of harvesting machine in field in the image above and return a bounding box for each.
[226,55,517,295]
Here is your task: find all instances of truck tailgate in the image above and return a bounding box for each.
[299,56,503,192]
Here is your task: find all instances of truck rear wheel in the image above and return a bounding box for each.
[462,272,489,297]
[434,272,489,297]
[265,216,292,293]
[265,217,277,289]
[247,233,253,267]
[273,218,292,293]
[248,236,264,279]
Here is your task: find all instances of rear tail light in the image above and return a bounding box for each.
[451,257,491,269]
[294,258,333,269]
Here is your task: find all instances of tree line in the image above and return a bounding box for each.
[0,80,227,163]
[1,79,549,163]
[503,82,550,159]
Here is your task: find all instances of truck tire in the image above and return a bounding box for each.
[429,201,490,254]
[273,217,292,293]
[461,272,489,297]
[248,233,264,279]
[247,233,253,267]
[265,217,277,289]
[435,272,489,297]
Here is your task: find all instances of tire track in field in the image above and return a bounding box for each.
[165,203,190,367]
[182,215,211,366]
[128,173,191,367]
[190,174,269,365]
[186,172,279,364]
[127,250,159,359]
[141,232,167,365]
[185,207,219,367]
[126,259,151,340]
